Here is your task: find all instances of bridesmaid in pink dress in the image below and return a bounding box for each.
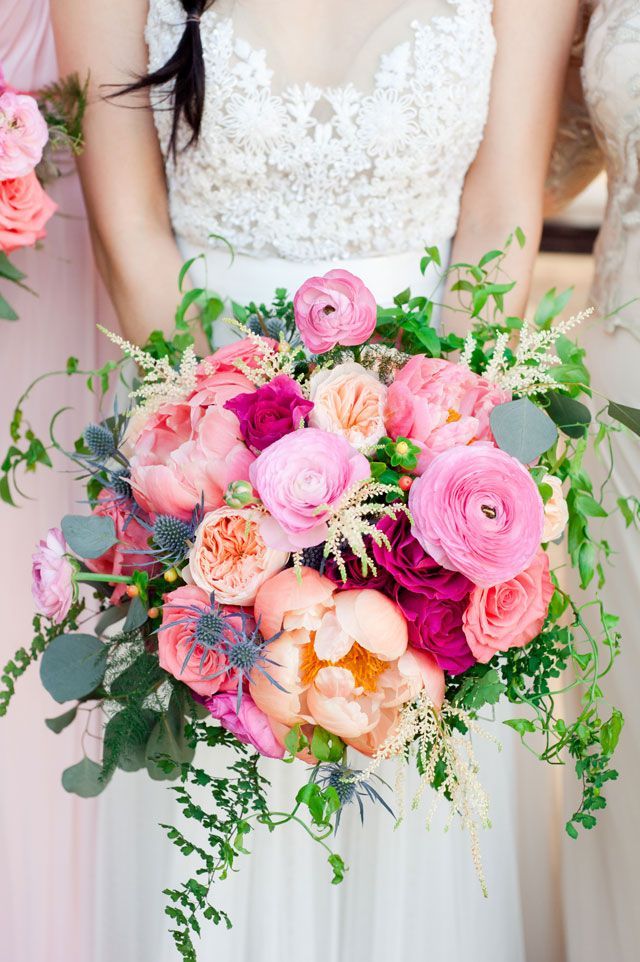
[0,3,117,960]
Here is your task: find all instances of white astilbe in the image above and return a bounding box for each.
[222,320,301,387]
[98,326,198,413]
[357,692,498,894]
[461,309,593,395]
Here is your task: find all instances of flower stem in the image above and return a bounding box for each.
[74,573,133,585]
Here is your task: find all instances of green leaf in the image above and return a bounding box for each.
[455,667,505,710]
[94,604,126,638]
[565,820,579,840]
[514,226,526,249]
[490,398,558,464]
[533,287,573,329]
[123,596,148,632]
[578,541,596,589]
[575,494,608,518]
[146,696,195,781]
[0,293,18,321]
[0,251,26,282]
[328,853,346,884]
[61,514,118,559]
[284,723,309,760]
[478,249,503,268]
[608,400,640,437]
[545,391,591,438]
[110,652,164,698]
[504,717,536,738]
[0,473,15,507]
[40,633,107,703]
[600,708,624,756]
[310,726,345,763]
[62,757,109,797]
[45,706,78,733]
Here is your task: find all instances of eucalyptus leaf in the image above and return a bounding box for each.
[123,596,148,632]
[61,514,118,559]
[608,400,640,437]
[62,757,109,797]
[490,398,558,464]
[545,390,591,439]
[45,706,78,733]
[95,604,126,638]
[40,633,107,703]
[146,696,195,781]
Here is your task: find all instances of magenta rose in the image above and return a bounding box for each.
[32,527,74,624]
[0,90,48,179]
[463,550,554,663]
[84,492,159,603]
[250,427,370,551]
[224,374,314,452]
[293,269,377,354]
[398,592,475,675]
[409,444,544,588]
[204,691,285,758]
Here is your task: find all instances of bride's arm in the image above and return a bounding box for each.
[445,0,580,333]
[51,0,186,345]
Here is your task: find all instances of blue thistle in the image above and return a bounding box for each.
[153,515,194,564]
[314,763,395,830]
[110,467,132,500]
[300,545,326,572]
[84,423,115,460]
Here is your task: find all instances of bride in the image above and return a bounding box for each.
[52,1,579,960]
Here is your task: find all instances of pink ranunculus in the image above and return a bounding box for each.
[293,269,377,354]
[84,493,159,604]
[204,691,285,758]
[0,90,48,179]
[385,355,510,472]
[0,172,56,253]
[249,427,370,551]
[409,444,544,588]
[463,550,554,663]
[31,527,74,624]
[188,505,289,605]
[308,362,388,453]
[131,405,255,521]
[158,585,237,697]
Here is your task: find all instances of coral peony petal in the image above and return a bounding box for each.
[334,589,407,660]
[254,567,336,639]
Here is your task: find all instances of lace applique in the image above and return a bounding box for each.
[146,0,496,261]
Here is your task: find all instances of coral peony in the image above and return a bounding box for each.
[188,505,288,605]
[385,355,510,472]
[224,374,313,452]
[463,550,554,663]
[249,427,370,551]
[308,362,387,453]
[0,90,48,179]
[31,527,74,624]
[293,269,377,354]
[409,444,544,587]
[204,691,285,758]
[0,171,56,253]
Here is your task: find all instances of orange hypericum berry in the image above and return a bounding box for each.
[147,607,160,620]
[398,475,414,492]
[164,568,179,584]
[126,584,140,598]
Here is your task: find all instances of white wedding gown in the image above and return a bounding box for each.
[92,3,531,960]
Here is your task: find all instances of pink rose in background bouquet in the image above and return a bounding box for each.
[250,427,370,550]
[0,171,56,253]
[293,269,377,353]
[0,89,49,179]
[31,527,74,624]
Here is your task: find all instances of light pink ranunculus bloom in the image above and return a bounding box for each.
[308,362,387,453]
[84,492,159,604]
[158,585,238,697]
[0,90,48,179]
[463,550,554,663]
[131,405,255,521]
[204,691,285,758]
[249,427,370,551]
[409,444,544,588]
[293,269,377,354]
[188,505,288,605]
[250,568,444,756]
[541,474,569,542]
[31,527,74,624]
[385,355,510,472]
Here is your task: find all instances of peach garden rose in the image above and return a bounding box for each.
[308,362,387,453]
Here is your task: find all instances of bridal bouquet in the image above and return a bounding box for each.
[0,64,86,320]
[2,242,637,960]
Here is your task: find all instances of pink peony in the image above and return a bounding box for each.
[188,505,288,605]
[32,528,74,624]
[131,405,255,521]
[204,691,285,758]
[308,362,387,453]
[463,550,554,663]
[385,356,510,472]
[293,269,377,354]
[409,444,544,588]
[0,90,48,179]
[249,428,370,551]
[84,493,159,603]
[200,337,278,375]
[158,585,238,697]
[0,171,56,253]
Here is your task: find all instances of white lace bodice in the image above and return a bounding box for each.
[583,0,640,339]
[146,0,495,262]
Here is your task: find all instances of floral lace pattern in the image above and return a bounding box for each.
[146,0,496,261]
[583,0,640,338]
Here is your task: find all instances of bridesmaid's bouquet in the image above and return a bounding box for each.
[2,243,637,959]
[0,64,86,320]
